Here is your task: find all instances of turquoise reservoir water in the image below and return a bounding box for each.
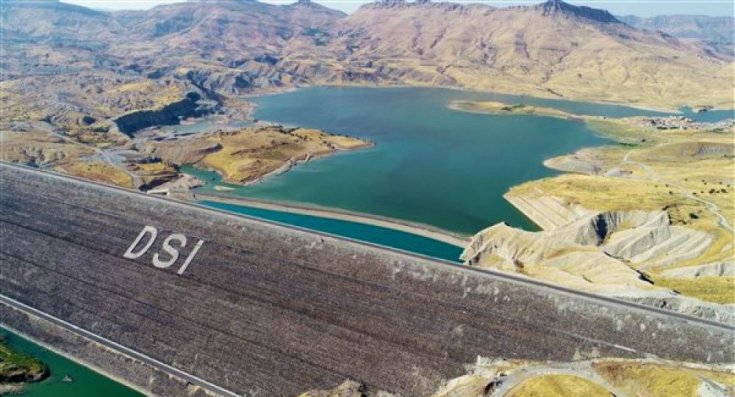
[679,107,735,122]
[0,328,143,397]
[192,87,675,235]
[200,200,464,262]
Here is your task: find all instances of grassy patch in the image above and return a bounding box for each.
[585,119,658,143]
[55,161,134,188]
[593,361,734,397]
[0,130,95,165]
[198,127,368,184]
[130,161,177,176]
[509,174,701,215]
[652,276,735,304]
[506,374,612,397]
[106,80,184,111]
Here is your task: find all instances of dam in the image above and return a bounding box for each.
[0,163,732,397]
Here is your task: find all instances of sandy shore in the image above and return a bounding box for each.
[195,193,470,248]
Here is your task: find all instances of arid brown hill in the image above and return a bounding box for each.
[1,0,733,127]
[319,0,733,109]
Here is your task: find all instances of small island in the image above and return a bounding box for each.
[0,334,49,394]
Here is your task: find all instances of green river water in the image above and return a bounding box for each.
[199,200,465,262]
[0,328,143,397]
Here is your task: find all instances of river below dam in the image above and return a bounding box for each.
[0,328,143,397]
[189,86,682,235]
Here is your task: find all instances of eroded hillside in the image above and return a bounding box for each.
[301,357,735,397]
[454,102,735,321]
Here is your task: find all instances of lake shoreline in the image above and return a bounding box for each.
[243,83,698,114]
[196,86,622,235]
[194,193,470,248]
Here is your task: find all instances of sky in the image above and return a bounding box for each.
[64,0,735,16]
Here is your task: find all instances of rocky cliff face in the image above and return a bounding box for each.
[114,92,218,135]
[535,0,620,23]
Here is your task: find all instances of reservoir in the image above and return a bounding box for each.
[191,87,671,235]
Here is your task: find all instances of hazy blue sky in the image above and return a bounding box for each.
[64,0,735,16]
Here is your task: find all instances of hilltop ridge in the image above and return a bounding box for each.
[535,0,620,23]
[619,14,734,58]
[0,0,732,135]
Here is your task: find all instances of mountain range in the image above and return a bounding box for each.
[1,0,733,133]
[619,14,734,57]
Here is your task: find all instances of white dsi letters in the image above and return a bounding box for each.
[122,226,204,275]
[153,234,187,269]
[123,226,158,259]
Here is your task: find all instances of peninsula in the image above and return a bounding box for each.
[1,123,370,191]
[145,126,371,185]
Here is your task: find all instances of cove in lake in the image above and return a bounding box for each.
[189,87,690,235]
[0,328,143,397]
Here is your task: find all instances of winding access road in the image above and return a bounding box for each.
[623,148,734,233]
[0,163,732,397]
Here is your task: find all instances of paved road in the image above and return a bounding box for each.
[37,123,145,188]
[1,163,732,397]
[0,294,241,397]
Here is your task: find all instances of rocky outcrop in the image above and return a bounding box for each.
[143,139,222,165]
[535,0,620,24]
[603,222,712,268]
[541,209,714,268]
[114,92,218,136]
[461,223,661,295]
[503,195,594,230]
[299,380,397,397]
[499,195,714,269]
[146,174,204,200]
[463,195,732,321]
[184,69,288,95]
[0,336,49,384]
[660,261,735,278]
[543,155,603,175]
[616,294,735,324]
